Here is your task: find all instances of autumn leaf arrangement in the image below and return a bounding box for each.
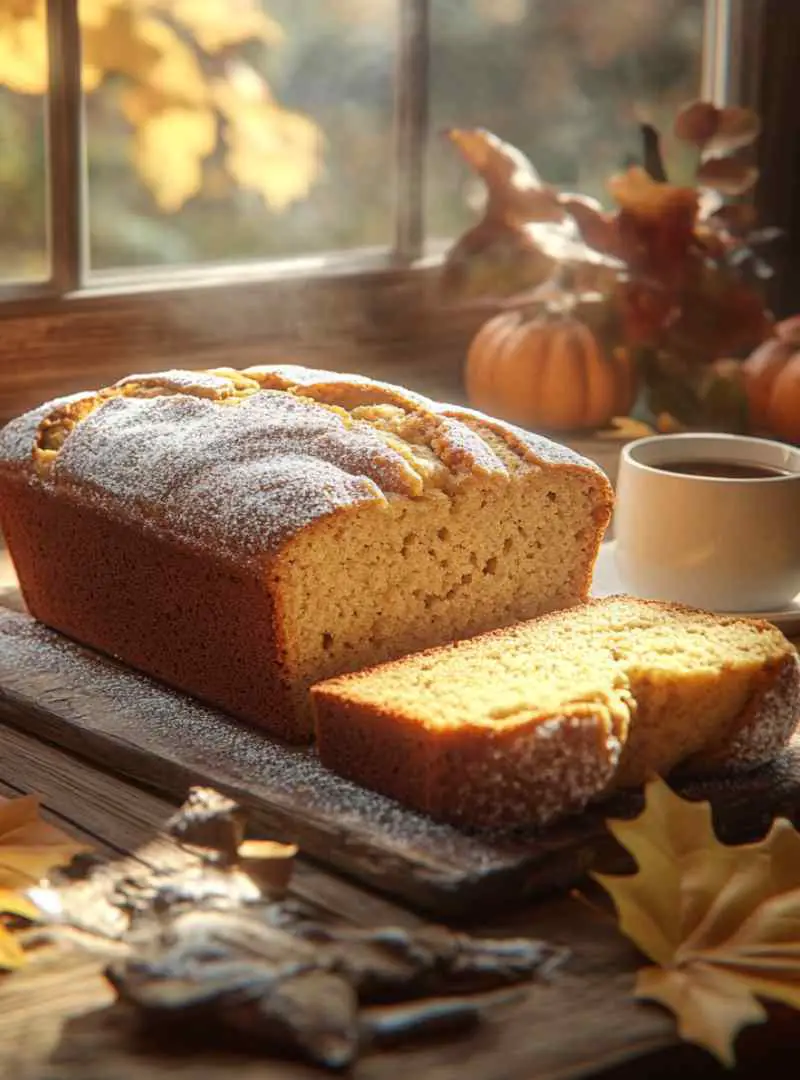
[3,780,800,1067]
[593,776,800,1066]
[444,103,783,435]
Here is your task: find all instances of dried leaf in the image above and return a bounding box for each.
[673,101,760,156]
[654,412,686,434]
[706,201,757,233]
[0,925,26,971]
[707,107,762,156]
[594,778,800,1065]
[596,417,654,442]
[674,100,721,146]
[696,158,759,197]
[0,795,88,890]
[445,128,565,224]
[608,167,698,219]
[636,964,767,1069]
[0,797,85,972]
[0,888,38,968]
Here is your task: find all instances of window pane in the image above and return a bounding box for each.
[0,4,49,283]
[81,0,396,271]
[428,0,706,242]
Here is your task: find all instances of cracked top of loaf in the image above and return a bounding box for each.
[0,364,611,558]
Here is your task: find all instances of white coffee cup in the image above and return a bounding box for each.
[614,433,800,612]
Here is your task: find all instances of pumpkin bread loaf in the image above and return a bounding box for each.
[312,597,800,827]
[0,365,613,742]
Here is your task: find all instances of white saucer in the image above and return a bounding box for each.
[591,541,800,636]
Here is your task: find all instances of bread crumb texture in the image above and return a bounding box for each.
[313,597,800,827]
[0,365,613,740]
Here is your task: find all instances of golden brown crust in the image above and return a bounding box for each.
[1,475,304,742]
[312,691,626,828]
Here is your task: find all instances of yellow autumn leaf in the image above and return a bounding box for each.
[594,777,800,1066]
[134,106,217,211]
[0,887,39,922]
[0,0,47,94]
[636,964,767,1069]
[0,887,39,971]
[214,77,322,211]
[0,926,27,971]
[133,15,208,107]
[158,0,283,53]
[81,5,162,84]
[119,83,171,128]
[596,416,655,442]
[0,1,323,214]
[0,795,88,889]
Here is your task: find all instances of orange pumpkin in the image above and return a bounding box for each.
[742,318,800,443]
[465,310,637,432]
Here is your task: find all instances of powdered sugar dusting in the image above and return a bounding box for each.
[0,392,95,464]
[52,391,431,556]
[112,370,236,395]
[716,650,800,767]
[440,403,609,474]
[0,365,609,558]
[245,366,510,480]
[243,364,435,411]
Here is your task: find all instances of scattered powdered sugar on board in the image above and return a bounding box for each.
[0,614,539,876]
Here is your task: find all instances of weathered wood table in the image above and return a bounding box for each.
[0,554,799,1080]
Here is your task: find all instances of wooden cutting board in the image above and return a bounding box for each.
[2,606,800,918]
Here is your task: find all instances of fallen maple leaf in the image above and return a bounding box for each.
[0,795,88,890]
[0,795,89,971]
[594,778,800,1066]
[0,887,40,971]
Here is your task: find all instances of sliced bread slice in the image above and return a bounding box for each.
[311,597,800,828]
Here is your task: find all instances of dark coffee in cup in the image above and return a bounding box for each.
[656,460,794,480]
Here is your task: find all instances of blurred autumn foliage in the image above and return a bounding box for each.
[0,0,395,274]
[0,0,703,278]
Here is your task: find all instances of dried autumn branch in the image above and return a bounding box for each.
[594,777,800,1066]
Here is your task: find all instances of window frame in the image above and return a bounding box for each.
[0,0,765,419]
